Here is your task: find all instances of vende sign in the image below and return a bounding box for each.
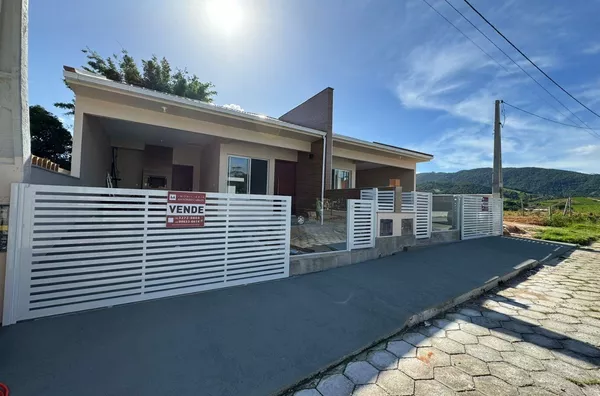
[166,191,206,228]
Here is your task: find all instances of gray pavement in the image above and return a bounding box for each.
[290,242,600,396]
[0,237,570,396]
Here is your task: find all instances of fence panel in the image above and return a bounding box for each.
[347,199,375,249]
[401,192,431,239]
[360,188,394,212]
[3,184,291,325]
[460,195,503,240]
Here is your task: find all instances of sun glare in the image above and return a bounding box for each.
[206,0,244,35]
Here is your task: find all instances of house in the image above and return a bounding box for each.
[50,66,433,213]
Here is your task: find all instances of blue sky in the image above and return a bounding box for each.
[29,0,600,174]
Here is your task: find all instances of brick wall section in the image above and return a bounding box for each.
[279,88,334,210]
[356,166,416,191]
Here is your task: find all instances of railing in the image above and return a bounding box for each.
[3,184,291,325]
[360,188,394,212]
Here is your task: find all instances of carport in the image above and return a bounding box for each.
[0,236,571,396]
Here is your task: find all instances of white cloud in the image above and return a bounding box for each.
[222,103,244,112]
[583,43,600,55]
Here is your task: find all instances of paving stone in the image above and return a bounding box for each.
[432,318,460,330]
[460,308,483,317]
[518,310,548,320]
[417,325,446,338]
[344,361,379,385]
[451,353,490,376]
[434,366,475,391]
[581,317,600,328]
[522,333,564,349]
[416,347,450,368]
[501,321,534,334]
[482,310,511,321]
[402,332,432,347]
[414,380,455,396]
[375,369,414,396]
[387,341,417,358]
[473,375,518,396]
[531,371,585,395]
[490,328,522,343]
[461,322,491,336]
[490,306,520,317]
[547,313,581,324]
[446,313,472,323]
[513,342,556,361]
[543,359,600,382]
[478,336,515,352]
[447,330,479,345]
[537,319,577,334]
[465,344,503,362]
[487,362,533,387]
[294,389,321,396]
[471,316,502,329]
[397,358,434,380]
[431,337,465,355]
[561,339,600,357]
[555,307,585,317]
[512,315,541,326]
[317,374,354,396]
[553,349,600,370]
[353,384,389,396]
[528,304,557,314]
[583,385,600,396]
[578,324,600,337]
[571,331,600,347]
[517,386,558,396]
[368,350,399,370]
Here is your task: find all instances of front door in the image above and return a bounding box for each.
[171,165,194,191]
[274,160,296,213]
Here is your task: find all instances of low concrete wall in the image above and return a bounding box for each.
[30,167,81,186]
[290,235,415,276]
[416,229,460,246]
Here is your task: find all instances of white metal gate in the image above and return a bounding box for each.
[401,192,432,239]
[347,199,375,249]
[3,184,291,325]
[460,195,503,240]
[360,188,394,212]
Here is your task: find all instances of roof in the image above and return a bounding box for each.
[333,134,433,161]
[63,66,326,139]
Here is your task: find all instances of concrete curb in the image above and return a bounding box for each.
[280,251,570,395]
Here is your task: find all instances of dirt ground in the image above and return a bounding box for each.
[504,221,545,240]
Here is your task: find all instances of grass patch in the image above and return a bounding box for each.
[567,378,600,387]
[535,223,600,245]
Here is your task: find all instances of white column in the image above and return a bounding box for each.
[0,0,29,321]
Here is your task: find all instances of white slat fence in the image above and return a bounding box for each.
[347,199,376,249]
[360,188,394,212]
[460,195,503,240]
[3,184,291,325]
[401,192,432,239]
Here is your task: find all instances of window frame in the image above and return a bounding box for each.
[331,168,352,190]
[227,155,269,195]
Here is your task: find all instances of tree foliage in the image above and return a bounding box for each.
[30,105,72,170]
[55,48,217,114]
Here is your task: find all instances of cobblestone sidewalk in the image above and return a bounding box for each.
[288,243,600,396]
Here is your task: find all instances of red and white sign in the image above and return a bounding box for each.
[481,196,489,212]
[166,191,206,228]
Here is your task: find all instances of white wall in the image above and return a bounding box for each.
[79,116,112,187]
[199,142,220,192]
[332,156,356,188]
[219,141,298,194]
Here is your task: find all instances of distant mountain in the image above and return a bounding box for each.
[417,167,600,197]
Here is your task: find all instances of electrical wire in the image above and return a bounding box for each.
[503,101,600,138]
[444,0,594,133]
[419,0,509,72]
[463,0,600,120]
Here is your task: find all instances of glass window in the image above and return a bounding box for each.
[227,156,268,195]
[332,169,351,189]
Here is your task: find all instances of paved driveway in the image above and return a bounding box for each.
[0,237,570,396]
[291,243,600,395]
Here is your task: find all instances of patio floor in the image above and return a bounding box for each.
[0,237,571,396]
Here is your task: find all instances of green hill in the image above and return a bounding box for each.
[417,167,600,197]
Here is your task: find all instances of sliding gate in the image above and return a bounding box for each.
[460,195,503,240]
[3,184,291,325]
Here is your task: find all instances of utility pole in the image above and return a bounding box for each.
[492,100,503,199]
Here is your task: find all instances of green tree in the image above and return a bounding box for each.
[54,47,217,114]
[30,105,72,170]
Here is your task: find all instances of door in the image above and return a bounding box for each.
[275,160,296,213]
[172,165,194,191]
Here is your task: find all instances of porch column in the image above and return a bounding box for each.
[0,0,29,321]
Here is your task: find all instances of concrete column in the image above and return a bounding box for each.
[0,0,29,321]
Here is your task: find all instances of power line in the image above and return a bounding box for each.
[463,0,600,120]
[443,0,593,133]
[419,0,509,72]
[503,101,600,138]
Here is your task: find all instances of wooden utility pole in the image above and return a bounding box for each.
[492,100,503,198]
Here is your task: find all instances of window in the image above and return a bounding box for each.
[227,156,268,194]
[332,169,351,189]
